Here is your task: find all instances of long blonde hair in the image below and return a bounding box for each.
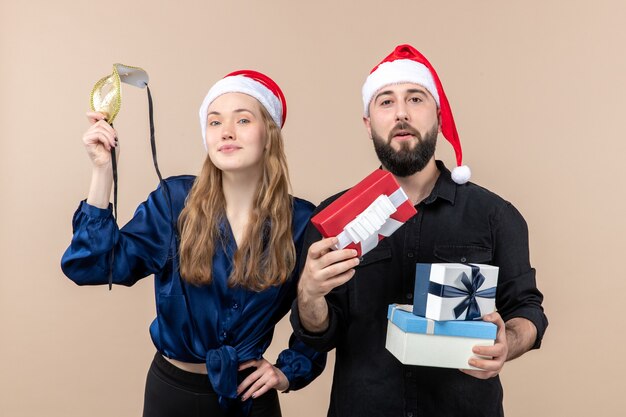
[177,105,295,291]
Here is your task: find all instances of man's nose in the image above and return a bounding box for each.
[395,103,409,121]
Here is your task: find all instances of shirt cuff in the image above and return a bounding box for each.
[289,298,338,352]
[502,308,548,349]
[79,200,113,218]
[274,356,299,393]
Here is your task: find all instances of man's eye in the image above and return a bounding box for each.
[409,97,422,103]
[380,99,392,106]
[209,120,220,126]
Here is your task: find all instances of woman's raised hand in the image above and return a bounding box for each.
[82,111,118,169]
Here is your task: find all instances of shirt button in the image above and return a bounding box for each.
[460,257,467,263]
[405,371,412,377]
[407,412,414,417]
[406,293,413,300]
[232,303,239,310]
[221,331,228,340]
[407,252,414,258]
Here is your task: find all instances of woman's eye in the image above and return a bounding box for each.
[238,118,250,124]
[209,120,220,126]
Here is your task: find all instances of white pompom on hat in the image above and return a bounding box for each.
[199,69,286,150]
[362,44,471,184]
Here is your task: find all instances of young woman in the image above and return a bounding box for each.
[61,70,325,417]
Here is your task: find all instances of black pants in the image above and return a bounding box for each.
[142,353,282,417]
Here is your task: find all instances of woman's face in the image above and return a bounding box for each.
[204,93,267,175]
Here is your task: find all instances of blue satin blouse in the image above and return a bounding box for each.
[61,175,325,407]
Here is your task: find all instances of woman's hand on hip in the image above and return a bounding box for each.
[236,358,289,401]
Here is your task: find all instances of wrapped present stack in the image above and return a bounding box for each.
[311,169,417,257]
[385,263,499,370]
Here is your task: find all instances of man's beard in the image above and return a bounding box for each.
[372,121,438,177]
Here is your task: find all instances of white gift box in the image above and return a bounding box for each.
[413,263,499,321]
[385,304,497,370]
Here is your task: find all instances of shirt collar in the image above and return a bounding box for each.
[422,160,457,205]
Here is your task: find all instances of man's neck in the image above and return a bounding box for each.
[386,158,440,205]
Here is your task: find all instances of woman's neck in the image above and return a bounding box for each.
[221,169,262,246]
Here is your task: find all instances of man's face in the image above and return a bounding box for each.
[364,83,440,177]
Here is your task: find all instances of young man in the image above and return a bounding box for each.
[291,44,548,417]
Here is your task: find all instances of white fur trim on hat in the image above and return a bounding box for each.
[362,59,440,116]
[199,75,283,149]
[451,165,471,184]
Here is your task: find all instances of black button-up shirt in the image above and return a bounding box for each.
[291,161,548,417]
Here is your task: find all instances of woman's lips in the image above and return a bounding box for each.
[218,144,242,153]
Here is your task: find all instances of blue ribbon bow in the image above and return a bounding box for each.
[428,265,496,320]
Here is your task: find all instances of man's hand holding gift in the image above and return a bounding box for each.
[297,237,359,334]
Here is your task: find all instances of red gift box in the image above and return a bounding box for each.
[311,170,417,257]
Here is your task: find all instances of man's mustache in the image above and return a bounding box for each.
[388,122,421,142]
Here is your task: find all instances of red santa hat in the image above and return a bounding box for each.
[199,69,287,149]
[362,44,471,184]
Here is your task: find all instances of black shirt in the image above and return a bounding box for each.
[290,161,548,417]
